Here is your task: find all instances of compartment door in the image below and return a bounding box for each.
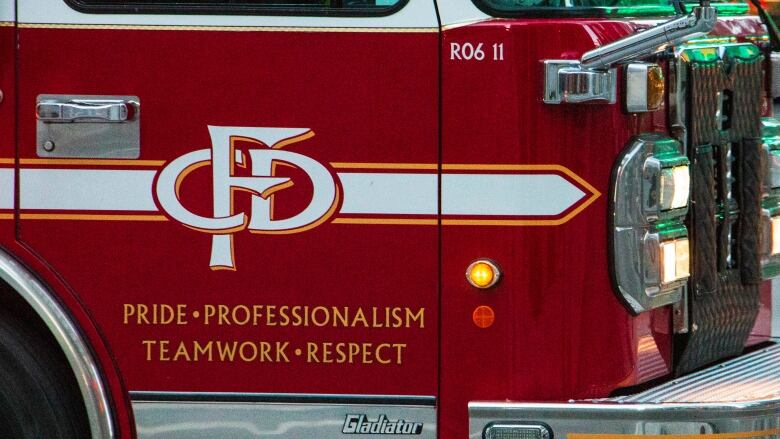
[16,1,440,436]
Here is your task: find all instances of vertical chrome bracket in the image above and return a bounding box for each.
[771,52,780,99]
[543,61,617,104]
[673,293,689,334]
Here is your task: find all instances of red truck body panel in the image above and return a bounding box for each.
[0,2,772,437]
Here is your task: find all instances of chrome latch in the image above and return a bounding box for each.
[543,60,617,104]
[36,100,130,123]
[36,94,140,159]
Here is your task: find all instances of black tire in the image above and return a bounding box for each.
[0,305,90,438]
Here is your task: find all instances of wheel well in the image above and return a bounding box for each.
[0,250,115,438]
[0,280,91,436]
[0,281,63,348]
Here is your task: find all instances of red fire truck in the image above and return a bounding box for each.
[0,0,779,437]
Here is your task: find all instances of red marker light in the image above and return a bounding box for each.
[472,305,495,329]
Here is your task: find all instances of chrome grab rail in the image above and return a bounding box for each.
[36,99,131,123]
[544,7,717,104]
[581,7,717,71]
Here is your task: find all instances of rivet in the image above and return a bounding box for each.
[43,140,55,152]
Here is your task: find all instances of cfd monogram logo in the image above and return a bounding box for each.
[156,126,338,270]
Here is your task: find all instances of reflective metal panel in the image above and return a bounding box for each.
[543,60,616,104]
[36,94,140,158]
[133,393,435,438]
[471,401,780,439]
[611,133,689,314]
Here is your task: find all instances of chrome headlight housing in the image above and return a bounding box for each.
[611,133,690,314]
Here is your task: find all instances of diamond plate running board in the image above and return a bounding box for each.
[470,344,780,439]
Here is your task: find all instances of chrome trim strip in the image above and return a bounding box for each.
[470,399,780,439]
[130,391,436,406]
[470,398,780,422]
[18,22,438,33]
[774,278,780,337]
[132,393,437,439]
[0,248,114,438]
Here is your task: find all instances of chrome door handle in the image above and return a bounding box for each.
[36,99,132,123]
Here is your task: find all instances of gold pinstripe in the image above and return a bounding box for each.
[18,22,437,33]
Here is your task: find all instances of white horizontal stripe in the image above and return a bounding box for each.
[0,3,14,23]
[20,0,437,29]
[20,169,158,211]
[11,168,587,217]
[437,0,490,27]
[338,172,586,216]
[338,173,436,215]
[0,169,13,209]
[442,174,585,216]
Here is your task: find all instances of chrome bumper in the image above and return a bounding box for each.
[470,344,780,439]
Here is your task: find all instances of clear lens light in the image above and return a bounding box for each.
[675,238,690,279]
[769,150,780,189]
[661,238,690,284]
[660,166,690,210]
[772,217,780,255]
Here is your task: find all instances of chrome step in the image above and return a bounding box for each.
[470,343,780,439]
[612,343,780,403]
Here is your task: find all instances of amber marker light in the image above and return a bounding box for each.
[646,65,665,111]
[466,259,501,289]
[625,63,664,113]
[472,305,495,329]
